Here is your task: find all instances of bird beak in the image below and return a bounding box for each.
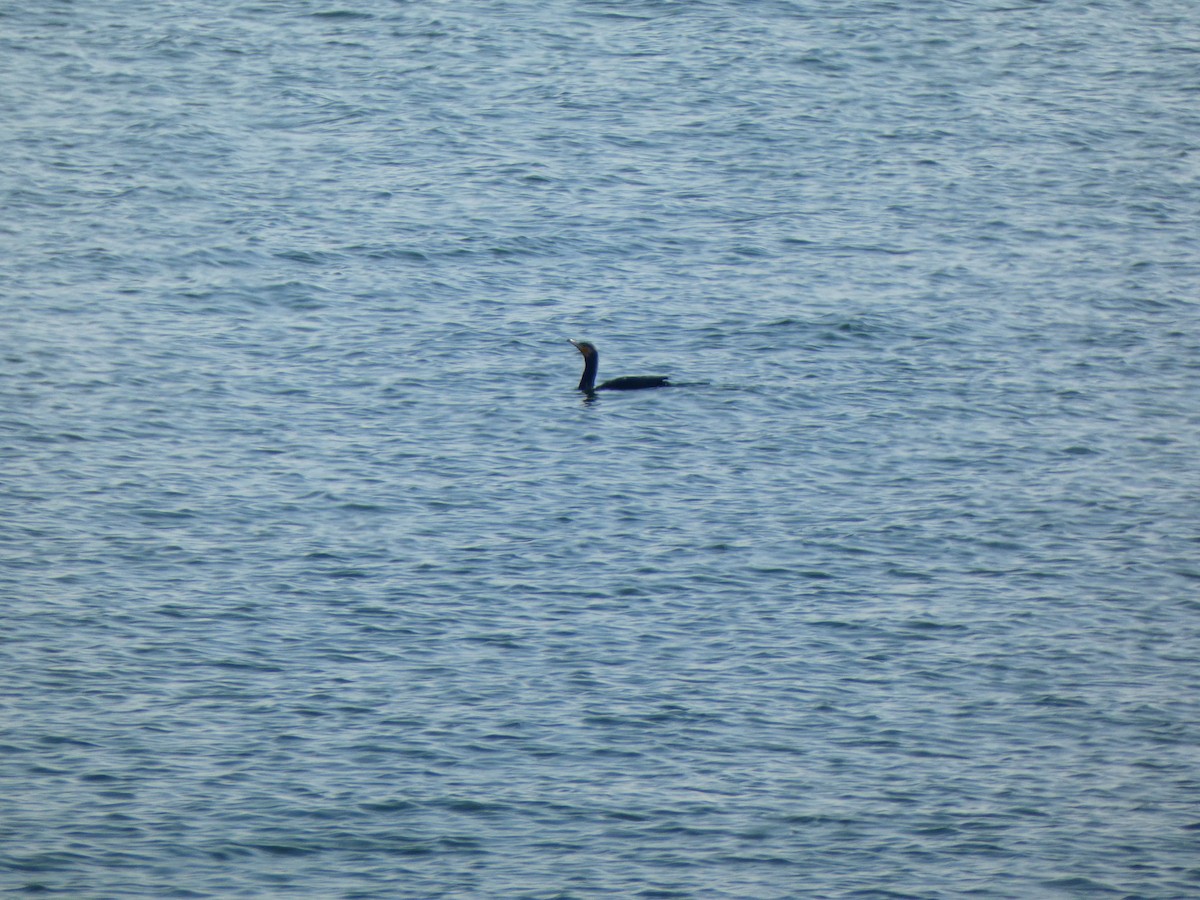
[569,339,582,351]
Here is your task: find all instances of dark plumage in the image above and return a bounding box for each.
[569,339,670,393]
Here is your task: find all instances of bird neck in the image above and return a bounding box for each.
[578,351,598,392]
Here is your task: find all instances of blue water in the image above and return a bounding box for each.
[3,1,1200,897]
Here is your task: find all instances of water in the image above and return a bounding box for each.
[3,1,1200,897]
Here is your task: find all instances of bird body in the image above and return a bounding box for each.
[593,375,672,391]
[569,340,670,393]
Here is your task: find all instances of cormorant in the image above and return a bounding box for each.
[569,339,670,393]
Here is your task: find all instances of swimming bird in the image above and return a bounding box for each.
[569,339,670,393]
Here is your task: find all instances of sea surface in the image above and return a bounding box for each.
[3,1,1200,897]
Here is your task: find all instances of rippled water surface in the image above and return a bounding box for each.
[3,1,1200,897]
